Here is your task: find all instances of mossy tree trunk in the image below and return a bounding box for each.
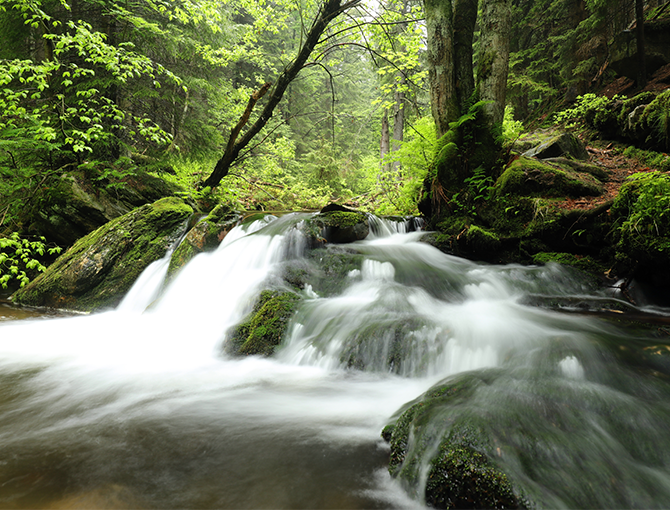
[421,0,510,220]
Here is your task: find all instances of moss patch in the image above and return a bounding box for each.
[495,157,603,198]
[225,290,300,357]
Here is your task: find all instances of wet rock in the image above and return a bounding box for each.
[167,204,241,279]
[383,372,527,509]
[11,197,192,312]
[224,290,300,357]
[300,206,369,245]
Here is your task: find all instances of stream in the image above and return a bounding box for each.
[1,214,670,508]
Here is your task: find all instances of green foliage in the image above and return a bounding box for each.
[502,106,524,143]
[611,171,670,243]
[622,147,670,173]
[554,93,621,128]
[374,116,436,215]
[0,233,61,289]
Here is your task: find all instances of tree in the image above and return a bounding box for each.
[201,0,362,190]
[421,0,511,218]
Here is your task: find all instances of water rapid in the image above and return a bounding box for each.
[1,213,670,508]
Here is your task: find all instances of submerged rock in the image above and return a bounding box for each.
[11,197,192,312]
[384,373,526,509]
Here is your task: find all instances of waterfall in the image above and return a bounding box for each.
[1,214,669,509]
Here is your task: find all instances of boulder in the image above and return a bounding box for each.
[25,171,180,247]
[167,204,241,279]
[495,156,604,198]
[11,197,192,312]
[224,290,300,356]
[383,372,528,509]
[522,132,589,161]
[300,205,369,245]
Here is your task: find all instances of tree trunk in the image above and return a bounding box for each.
[477,0,511,127]
[380,108,390,175]
[202,0,361,189]
[424,0,456,137]
[391,74,406,174]
[424,0,478,137]
[635,0,646,88]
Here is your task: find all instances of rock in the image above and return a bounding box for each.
[300,207,369,245]
[167,204,241,279]
[628,104,648,132]
[610,171,670,286]
[25,171,180,247]
[522,132,589,161]
[224,290,300,356]
[11,197,192,312]
[384,372,527,509]
[495,156,604,198]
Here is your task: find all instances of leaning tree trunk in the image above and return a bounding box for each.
[201,0,361,189]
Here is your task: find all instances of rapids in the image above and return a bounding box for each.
[0,213,669,508]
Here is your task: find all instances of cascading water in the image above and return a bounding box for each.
[0,213,669,508]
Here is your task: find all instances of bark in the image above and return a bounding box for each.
[635,0,646,88]
[380,109,390,166]
[424,0,456,137]
[424,0,478,137]
[391,73,406,174]
[477,0,511,127]
[202,0,361,189]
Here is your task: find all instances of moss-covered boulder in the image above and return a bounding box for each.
[610,170,670,285]
[522,132,588,161]
[167,204,241,279]
[225,290,300,356]
[495,156,604,198]
[383,373,527,509]
[301,205,369,245]
[24,170,180,247]
[11,197,192,312]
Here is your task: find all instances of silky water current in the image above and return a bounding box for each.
[1,213,670,509]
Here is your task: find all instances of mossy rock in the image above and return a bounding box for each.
[25,170,181,247]
[225,290,300,357]
[609,171,670,284]
[495,156,603,198]
[11,197,192,312]
[383,372,527,509]
[532,252,606,275]
[301,210,369,245]
[522,132,588,161]
[167,204,241,278]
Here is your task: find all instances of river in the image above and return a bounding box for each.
[0,214,669,508]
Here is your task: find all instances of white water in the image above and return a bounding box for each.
[1,213,669,508]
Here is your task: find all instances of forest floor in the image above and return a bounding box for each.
[552,141,665,212]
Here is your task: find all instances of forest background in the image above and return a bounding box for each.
[1,0,669,289]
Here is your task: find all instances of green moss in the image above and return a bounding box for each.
[494,157,603,198]
[532,252,606,274]
[426,445,520,509]
[610,171,670,283]
[226,290,300,357]
[465,225,501,255]
[319,211,365,228]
